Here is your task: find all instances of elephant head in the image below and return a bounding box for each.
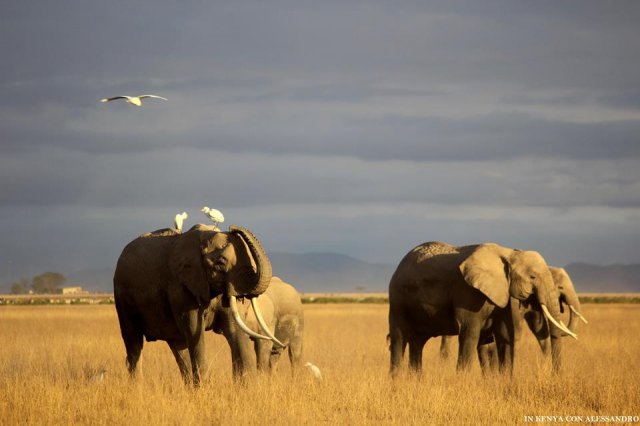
[170,224,272,306]
[550,267,588,335]
[459,244,576,340]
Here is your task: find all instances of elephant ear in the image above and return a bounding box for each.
[169,229,212,306]
[458,244,510,308]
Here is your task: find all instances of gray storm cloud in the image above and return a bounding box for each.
[0,0,639,284]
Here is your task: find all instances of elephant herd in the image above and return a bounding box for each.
[113,224,586,386]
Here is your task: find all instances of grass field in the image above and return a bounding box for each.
[0,304,638,425]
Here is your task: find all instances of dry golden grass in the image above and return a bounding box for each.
[0,304,638,425]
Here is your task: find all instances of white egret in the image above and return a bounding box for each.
[100,95,167,106]
[174,212,188,233]
[304,362,322,380]
[201,207,224,230]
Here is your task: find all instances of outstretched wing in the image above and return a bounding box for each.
[138,95,168,101]
[100,96,129,103]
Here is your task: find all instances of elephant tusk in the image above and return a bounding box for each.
[250,297,286,348]
[229,295,272,341]
[569,305,589,324]
[541,304,578,340]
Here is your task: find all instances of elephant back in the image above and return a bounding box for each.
[114,230,179,294]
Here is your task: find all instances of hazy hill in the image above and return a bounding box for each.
[564,263,640,293]
[269,252,395,292]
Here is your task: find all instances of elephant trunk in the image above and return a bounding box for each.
[566,297,581,334]
[229,225,272,297]
[536,281,571,372]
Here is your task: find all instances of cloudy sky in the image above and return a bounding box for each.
[1,1,639,283]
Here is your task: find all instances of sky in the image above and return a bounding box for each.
[1,1,639,284]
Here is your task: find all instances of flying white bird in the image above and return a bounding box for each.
[201,207,225,229]
[304,362,322,380]
[174,212,188,233]
[100,95,167,106]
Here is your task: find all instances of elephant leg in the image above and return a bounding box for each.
[440,336,451,360]
[115,304,144,378]
[255,339,273,373]
[524,309,562,372]
[179,309,208,386]
[477,343,498,375]
[493,313,515,375]
[408,336,428,374]
[231,335,256,381]
[389,332,407,376]
[287,334,304,374]
[228,337,244,379]
[269,347,283,374]
[389,310,408,376]
[523,310,551,356]
[123,333,143,377]
[457,324,482,371]
[168,342,191,384]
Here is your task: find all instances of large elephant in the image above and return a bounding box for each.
[388,242,577,376]
[212,277,304,378]
[113,224,279,386]
[440,266,588,371]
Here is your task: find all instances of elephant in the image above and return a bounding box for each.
[113,224,280,386]
[439,266,588,371]
[388,241,577,376]
[211,276,304,378]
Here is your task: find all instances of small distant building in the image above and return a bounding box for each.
[62,287,85,295]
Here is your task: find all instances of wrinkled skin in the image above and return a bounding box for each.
[389,242,567,376]
[113,224,272,386]
[211,277,305,379]
[440,267,584,372]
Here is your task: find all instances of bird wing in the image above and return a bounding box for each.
[138,95,168,101]
[100,96,130,103]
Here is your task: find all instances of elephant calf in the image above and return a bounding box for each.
[212,277,305,378]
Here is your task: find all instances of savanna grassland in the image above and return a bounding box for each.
[0,303,638,425]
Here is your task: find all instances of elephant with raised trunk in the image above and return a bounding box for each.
[440,266,588,371]
[114,224,279,386]
[212,277,304,378]
[388,242,576,376]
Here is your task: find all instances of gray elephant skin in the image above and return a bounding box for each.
[388,241,576,376]
[113,224,272,386]
[212,277,304,378]
[440,266,586,371]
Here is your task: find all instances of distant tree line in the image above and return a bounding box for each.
[10,272,66,295]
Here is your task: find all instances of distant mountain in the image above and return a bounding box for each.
[269,252,395,293]
[564,263,640,293]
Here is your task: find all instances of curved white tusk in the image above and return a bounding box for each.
[569,305,589,324]
[229,295,272,341]
[250,298,286,348]
[541,304,578,340]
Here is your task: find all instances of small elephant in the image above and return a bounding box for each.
[388,242,576,376]
[114,224,279,386]
[212,277,304,378]
[440,266,588,371]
